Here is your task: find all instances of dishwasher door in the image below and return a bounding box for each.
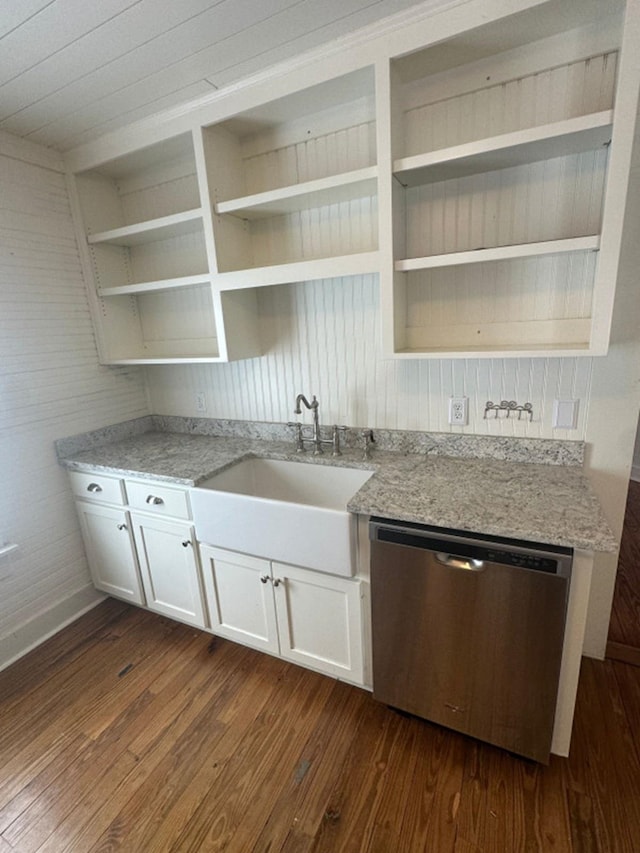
[370,519,572,763]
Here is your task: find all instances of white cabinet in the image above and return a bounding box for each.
[68,133,261,364]
[378,0,640,357]
[199,548,279,654]
[71,472,208,629]
[75,501,144,605]
[199,545,364,684]
[130,513,207,629]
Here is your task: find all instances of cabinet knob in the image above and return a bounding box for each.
[181,540,191,548]
[146,495,164,505]
[260,574,270,584]
[273,578,283,587]
[87,483,102,493]
[117,523,127,531]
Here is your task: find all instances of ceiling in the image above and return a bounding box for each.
[0,0,429,152]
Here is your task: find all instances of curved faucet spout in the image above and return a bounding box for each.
[294,393,318,415]
[293,393,323,453]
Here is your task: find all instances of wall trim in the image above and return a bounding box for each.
[0,586,106,673]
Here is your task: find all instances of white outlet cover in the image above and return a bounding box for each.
[448,396,468,425]
[553,399,579,429]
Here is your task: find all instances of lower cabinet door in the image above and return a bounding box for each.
[199,545,279,655]
[75,502,144,605]
[272,561,364,684]
[129,513,207,629]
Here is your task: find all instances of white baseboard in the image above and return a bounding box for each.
[0,585,106,673]
[631,464,640,483]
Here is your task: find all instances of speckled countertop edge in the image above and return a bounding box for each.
[58,429,617,554]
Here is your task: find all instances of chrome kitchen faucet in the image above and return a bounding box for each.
[290,394,346,455]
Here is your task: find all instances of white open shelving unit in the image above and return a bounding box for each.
[69,133,260,364]
[378,0,639,358]
[66,0,640,364]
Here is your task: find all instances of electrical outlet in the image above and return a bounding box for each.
[448,396,468,425]
[196,391,207,414]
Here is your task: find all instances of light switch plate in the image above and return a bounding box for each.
[553,399,579,429]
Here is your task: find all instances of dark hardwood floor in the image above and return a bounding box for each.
[1,599,639,852]
[607,479,640,662]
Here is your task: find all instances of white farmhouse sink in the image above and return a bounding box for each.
[190,458,373,576]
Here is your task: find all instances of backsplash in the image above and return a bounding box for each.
[145,276,594,441]
[57,415,584,467]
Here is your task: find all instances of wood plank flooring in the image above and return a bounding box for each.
[1,599,639,852]
[607,479,640,659]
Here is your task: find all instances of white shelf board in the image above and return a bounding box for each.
[394,111,613,187]
[391,343,593,359]
[396,236,600,272]
[88,208,204,246]
[97,273,211,297]
[106,356,225,364]
[215,250,380,290]
[216,167,378,219]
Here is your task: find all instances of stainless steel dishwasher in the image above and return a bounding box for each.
[369,518,572,763]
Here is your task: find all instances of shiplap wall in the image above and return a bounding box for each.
[0,130,149,665]
[146,274,593,439]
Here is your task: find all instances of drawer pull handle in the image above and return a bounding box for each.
[181,540,191,548]
[146,495,164,505]
[273,578,283,588]
[117,523,127,531]
[260,574,270,584]
[87,483,102,493]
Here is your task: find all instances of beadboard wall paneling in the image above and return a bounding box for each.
[145,274,593,439]
[0,133,149,656]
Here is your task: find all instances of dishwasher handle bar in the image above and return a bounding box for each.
[435,552,485,572]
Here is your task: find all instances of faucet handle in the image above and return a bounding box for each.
[361,428,375,461]
[331,425,348,457]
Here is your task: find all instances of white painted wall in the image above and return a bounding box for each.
[0,130,150,670]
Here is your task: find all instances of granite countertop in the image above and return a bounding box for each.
[58,429,617,553]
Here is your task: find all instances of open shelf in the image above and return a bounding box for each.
[216,167,378,219]
[396,236,600,272]
[88,208,203,246]
[393,111,613,187]
[97,273,212,297]
[215,251,380,290]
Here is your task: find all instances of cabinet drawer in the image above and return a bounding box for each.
[69,471,125,505]
[125,479,191,519]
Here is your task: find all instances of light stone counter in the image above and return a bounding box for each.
[58,427,617,554]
